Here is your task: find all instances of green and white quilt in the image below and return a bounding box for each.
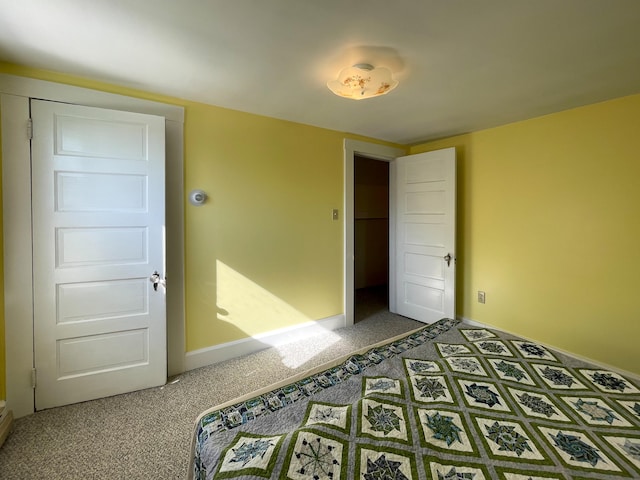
[190,318,640,479]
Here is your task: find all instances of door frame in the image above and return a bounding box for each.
[343,139,406,326]
[0,74,185,418]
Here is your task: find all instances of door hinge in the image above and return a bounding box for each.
[27,118,33,140]
[31,368,37,389]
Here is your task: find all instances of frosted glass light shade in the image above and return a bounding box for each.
[327,64,398,100]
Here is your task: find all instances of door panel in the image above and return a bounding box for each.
[393,148,456,323]
[57,278,148,323]
[404,221,445,246]
[31,99,166,409]
[55,114,148,160]
[404,282,444,311]
[404,252,443,279]
[57,329,149,378]
[56,172,147,212]
[405,190,446,213]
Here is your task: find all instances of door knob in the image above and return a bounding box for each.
[150,271,162,291]
[444,253,452,267]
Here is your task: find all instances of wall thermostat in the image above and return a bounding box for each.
[189,189,208,206]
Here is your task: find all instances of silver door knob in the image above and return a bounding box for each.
[150,271,161,291]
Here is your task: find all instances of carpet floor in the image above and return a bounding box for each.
[0,310,420,479]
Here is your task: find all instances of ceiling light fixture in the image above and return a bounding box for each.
[327,63,398,100]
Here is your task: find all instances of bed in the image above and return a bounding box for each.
[189,318,640,479]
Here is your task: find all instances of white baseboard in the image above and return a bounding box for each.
[457,315,640,382]
[185,314,347,371]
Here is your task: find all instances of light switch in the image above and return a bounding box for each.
[332,209,339,220]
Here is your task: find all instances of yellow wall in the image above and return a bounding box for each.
[184,105,351,350]
[411,94,640,375]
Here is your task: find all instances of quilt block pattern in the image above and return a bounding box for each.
[192,318,640,479]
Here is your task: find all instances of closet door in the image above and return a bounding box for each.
[31,99,167,409]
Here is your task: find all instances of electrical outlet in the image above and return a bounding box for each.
[477,291,486,304]
[332,209,339,220]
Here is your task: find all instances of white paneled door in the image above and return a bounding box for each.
[393,148,456,323]
[31,100,167,409]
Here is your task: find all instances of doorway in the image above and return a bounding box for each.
[354,155,390,323]
[344,139,457,328]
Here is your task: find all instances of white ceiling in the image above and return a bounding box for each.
[1,0,640,145]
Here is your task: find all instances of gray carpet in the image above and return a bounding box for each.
[0,311,420,479]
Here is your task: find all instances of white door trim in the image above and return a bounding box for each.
[343,139,405,326]
[0,74,185,418]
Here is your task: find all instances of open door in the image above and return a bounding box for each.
[391,147,456,323]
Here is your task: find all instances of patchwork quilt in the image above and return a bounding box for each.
[190,318,640,479]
